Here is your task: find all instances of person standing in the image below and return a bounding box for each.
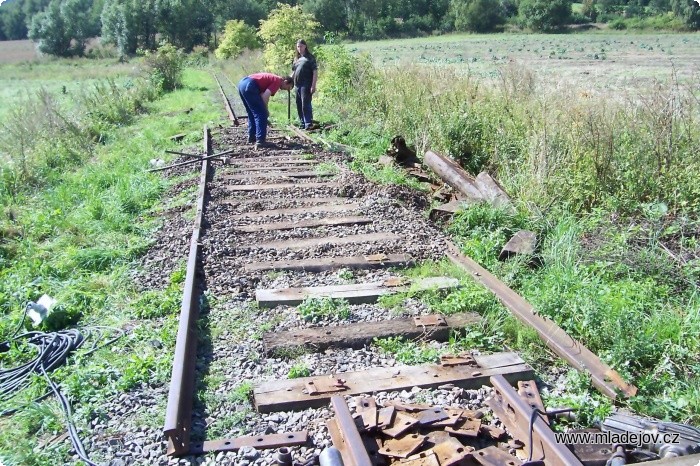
[292,39,318,130]
[237,73,293,148]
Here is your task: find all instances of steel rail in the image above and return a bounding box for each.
[330,396,373,466]
[488,375,583,466]
[446,242,637,400]
[164,125,211,455]
[213,73,239,125]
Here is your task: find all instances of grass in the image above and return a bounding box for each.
[0,65,224,465]
[296,297,351,322]
[315,36,700,427]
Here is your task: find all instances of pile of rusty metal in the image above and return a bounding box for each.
[325,374,700,466]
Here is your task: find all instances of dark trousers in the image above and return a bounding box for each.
[295,85,313,128]
[238,77,267,142]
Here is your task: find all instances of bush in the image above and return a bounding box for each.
[215,20,260,60]
[141,42,185,93]
[258,4,320,74]
[609,18,628,29]
[518,0,572,31]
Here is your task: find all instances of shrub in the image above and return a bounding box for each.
[215,20,260,60]
[258,4,320,74]
[141,42,185,93]
[518,0,572,31]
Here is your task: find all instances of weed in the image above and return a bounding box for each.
[373,336,441,365]
[337,268,354,281]
[315,162,339,175]
[296,297,351,322]
[288,362,311,379]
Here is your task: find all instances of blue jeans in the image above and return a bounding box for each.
[238,77,267,142]
[295,85,313,128]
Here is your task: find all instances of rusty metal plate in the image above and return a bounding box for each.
[378,433,426,458]
[417,408,450,425]
[190,431,308,454]
[306,377,348,395]
[382,412,420,438]
[480,425,507,440]
[355,396,377,412]
[568,441,614,466]
[445,417,482,438]
[383,400,433,412]
[360,407,378,431]
[440,353,478,367]
[469,446,522,466]
[433,437,474,466]
[413,315,447,327]
[377,406,396,429]
[431,409,464,428]
[402,451,441,466]
[384,277,409,287]
[365,253,389,263]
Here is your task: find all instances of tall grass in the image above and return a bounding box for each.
[317,45,700,424]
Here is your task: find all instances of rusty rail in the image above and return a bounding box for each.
[330,396,374,466]
[487,375,583,465]
[164,126,211,455]
[446,243,636,400]
[213,73,239,126]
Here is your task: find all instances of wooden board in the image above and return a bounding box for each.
[227,162,320,171]
[257,276,460,307]
[254,352,533,413]
[221,196,347,207]
[231,202,360,219]
[226,155,311,163]
[223,171,333,180]
[226,182,340,192]
[236,216,372,233]
[242,232,398,250]
[245,254,413,272]
[262,311,478,356]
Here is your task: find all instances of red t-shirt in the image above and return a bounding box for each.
[249,73,283,96]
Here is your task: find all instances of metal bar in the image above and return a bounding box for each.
[446,243,637,400]
[164,126,211,455]
[189,431,308,454]
[330,396,373,466]
[165,148,233,160]
[148,149,233,173]
[488,375,583,466]
[213,73,239,126]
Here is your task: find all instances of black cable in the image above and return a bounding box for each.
[524,407,575,464]
[0,319,125,465]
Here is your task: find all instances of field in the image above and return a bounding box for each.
[351,32,700,91]
[0,39,37,64]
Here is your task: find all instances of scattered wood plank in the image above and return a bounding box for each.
[231,202,361,220]
[262,311,478,356]
[226,155,312,163]
[229,161,319,168]
[224,165,320,174]
[223,171,333,180]
[237,216,372,233]
[222,196,346,207]
[242,232,398,250]
[226,182,340,192]
[254,352,533,413]
[499,230,537,261]
[245,254,413,273]
[257,276,460,308]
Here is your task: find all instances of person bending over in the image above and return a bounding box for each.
[237,73,293,148]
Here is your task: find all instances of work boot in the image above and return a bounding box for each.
[254,141,273,150]
[247,136,255,144]
[305,123,320,131]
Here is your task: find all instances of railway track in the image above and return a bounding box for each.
[85,73,697,465]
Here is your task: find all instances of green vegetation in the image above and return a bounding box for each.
[374,336,441,365]
[296,297,351,322]
[316,41,700,425]
[0,56,222,464]
[215,19,260,60]
[258,4,320,74]
[287,362,311,379]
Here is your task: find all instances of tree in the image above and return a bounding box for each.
[101,0,159,56]
[581,0,598,21]
[671,0,700,29]
[215,19,259,59]
[28,0,90,56]
[258,4,320,73]
[451,0,506,32]
[302,0,348,34]
[1,1,28,40]
[518,0,572,31]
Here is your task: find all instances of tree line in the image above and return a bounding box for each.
[0,0,698,56]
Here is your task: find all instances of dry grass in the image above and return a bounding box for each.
[0,40,38,64]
